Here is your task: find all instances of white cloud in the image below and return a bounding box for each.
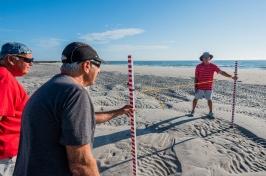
[79,28,144,43]
[36,38,63,48]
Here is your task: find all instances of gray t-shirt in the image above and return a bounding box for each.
[13,74,96,176]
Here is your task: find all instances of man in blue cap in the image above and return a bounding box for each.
[0,42,34,175]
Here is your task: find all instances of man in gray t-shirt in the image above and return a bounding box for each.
[14,42,133,176]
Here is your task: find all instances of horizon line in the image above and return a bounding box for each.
[34,59,266,62]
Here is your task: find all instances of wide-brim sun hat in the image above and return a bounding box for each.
[199,52,213,61]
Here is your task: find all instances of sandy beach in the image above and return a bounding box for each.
[19,63,266,176]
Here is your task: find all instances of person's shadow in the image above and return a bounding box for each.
[95,114,266,173]
[95,114,203,173]
[93,114,207,148]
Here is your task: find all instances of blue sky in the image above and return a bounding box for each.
[1,0,266,61]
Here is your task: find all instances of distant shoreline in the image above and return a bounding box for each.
[34,61,60,63]
[34,60,266,70]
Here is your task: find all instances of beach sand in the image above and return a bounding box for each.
[19,63,266,176]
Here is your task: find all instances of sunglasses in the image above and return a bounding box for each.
[90,59,101,68]
[14,55,34,63]
[78,59,101,68]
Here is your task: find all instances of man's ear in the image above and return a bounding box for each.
[6,55,16,66]
[82,60,91,73]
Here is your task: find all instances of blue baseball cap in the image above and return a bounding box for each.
[0,42,33,59]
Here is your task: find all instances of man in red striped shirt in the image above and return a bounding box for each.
[190,52,237,118]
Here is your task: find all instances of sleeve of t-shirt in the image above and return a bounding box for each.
[214,64,221,73]
[0,82,16,117]
[59,88,94,146]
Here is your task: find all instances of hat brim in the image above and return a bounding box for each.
[16,53,34,59]
[200,54,213,61]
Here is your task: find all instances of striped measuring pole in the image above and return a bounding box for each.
[231,61,238,127]
[128,55,138,176]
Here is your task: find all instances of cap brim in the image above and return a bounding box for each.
[94,57,105,63]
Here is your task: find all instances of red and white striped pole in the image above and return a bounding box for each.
[128,55,138,175]
[231,61,238,127]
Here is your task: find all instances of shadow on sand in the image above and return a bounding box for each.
[95,114,206,173]
[96,114,266,173]
[94,114,207,148]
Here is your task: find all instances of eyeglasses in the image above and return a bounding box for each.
[14,55,34,63]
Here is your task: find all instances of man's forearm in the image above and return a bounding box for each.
[66,145,100,176]
[95,109,121,123]
[194,78,198,90]
[69,157,99,176]
[220,71,232,78]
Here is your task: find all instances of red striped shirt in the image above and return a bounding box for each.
[195,63,221,90]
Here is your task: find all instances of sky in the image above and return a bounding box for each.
[0,0,266,61]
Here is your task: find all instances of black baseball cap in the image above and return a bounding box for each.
[61,42,104,64]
